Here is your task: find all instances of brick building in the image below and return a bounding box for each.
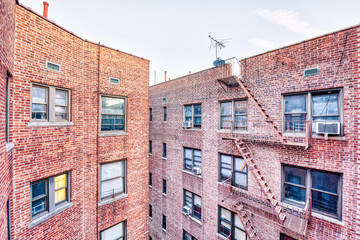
[149,25,360,239]
[1,1,150,239]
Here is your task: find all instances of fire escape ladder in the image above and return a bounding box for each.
[235,204,261,240]
[235,77,285,144]
[234,139,286,223]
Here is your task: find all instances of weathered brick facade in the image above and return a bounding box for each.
[149,26,360,240]
[0,0,16,239]
[3,2,149,239]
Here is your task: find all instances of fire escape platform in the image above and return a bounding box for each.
[217,76,239,87]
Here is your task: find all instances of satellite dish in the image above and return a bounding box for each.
[213,58,225,67]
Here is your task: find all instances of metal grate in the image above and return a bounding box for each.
[304,68,318,76]
[46,61,60,72]
[109,77,120,84]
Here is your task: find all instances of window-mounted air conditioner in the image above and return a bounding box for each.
[192,166,201,175]
[315,121,340,135]
[182,121,193,128]
[183,205,191,215]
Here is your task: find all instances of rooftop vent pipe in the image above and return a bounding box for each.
[43,1,49,18]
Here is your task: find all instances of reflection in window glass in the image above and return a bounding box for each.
[101,97,125,131]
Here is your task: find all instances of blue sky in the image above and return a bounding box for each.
[20,0,360,85]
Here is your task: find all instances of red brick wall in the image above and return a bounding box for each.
[149,26,360,240]
[0,0,16,239]
[11,3,149,239]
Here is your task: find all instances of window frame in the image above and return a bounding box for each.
[149,204,152,218]
[281,164,342,220]
[100,159,127,201]
[183,230,198,240]
[5,75,10,142]
[149,140,152,155]
[163,106,167,122]
[46,61,61,72]
[183,189,202,221]
[282,88,344,136]
[183,147,202,173]
[219,153,248,190]
[162,214,167,231]
[100,94,127,133]
[30,83,71,123]
[219,99,248,131]
[149,108,153,121]
[30,172,71,219]
[149,173,152,187]
[162,179,167,195]
[218,206,247,240]
[183,103,202,128]
[100,220,126,240]
[162,143,167,159]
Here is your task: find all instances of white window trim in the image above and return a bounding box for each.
[99,94,127,134]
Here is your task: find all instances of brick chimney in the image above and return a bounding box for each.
[43,1,49,18]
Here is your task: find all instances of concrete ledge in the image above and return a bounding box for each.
[98,193,128,207]
[98,131,128,137]
[28,202,73,229]
[182,169,202,179]
[312,212,344,226]
[6,142,14,152]
[27,121,74,127]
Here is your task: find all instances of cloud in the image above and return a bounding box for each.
[248,37,277,48]
[255,9,324,37]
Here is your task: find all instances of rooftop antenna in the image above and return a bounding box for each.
[208,35,231,66]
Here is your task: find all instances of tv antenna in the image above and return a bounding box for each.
[208,35,231,60]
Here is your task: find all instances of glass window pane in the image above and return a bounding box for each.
[312,191,338,216]
[55,174,67,190]
[185,105,192,117]
[32,197,46,215]
[32,103,46,112]
[221,116,232,129]
[101,115,124,131]
[234,158,246,171]
[55,91,67,105]
[234,214,244,230]
[235,115,247,129]
[55,106,66,113]
[221,102,232,115]
[285,95,306,113]
[312,93,339,116]
[32,86,47,103]
[55,188,66,204]
[284,166,306,186]
[32,112,47,120]
[234,101,247,115]
[234,172,247,188]
[102,161,123,181]
[194,195,201,206]
[221,207,231,221]
[194,116,201,126]
[185,149,192,159]
[284,184,306,202]
[100,222,124,240]
[234,228,247,240]
[312,171,338,194]
[32,181,46,199]
[101,178,124,198]
[194,104,201,116]
[102,97,124,115]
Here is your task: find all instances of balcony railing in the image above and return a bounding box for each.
[220,119,311,147]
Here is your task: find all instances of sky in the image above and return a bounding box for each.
[19,0,360,85]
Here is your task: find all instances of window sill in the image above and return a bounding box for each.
[98,131,128,137]
[27,121,74,127]
[182,169,202,179]
[162,193,167,197]
[182,128,202,131]
[149,153,152,156]
[98,193,128,206]
[185,213,202,226]
[162,228,167,233]
[217,233,229,240]
[217,129,249,134]
[149,185,153,188]
[162,157,167,160]
[312,134,346,141]
[28,202,73,229]
[6,142,14,152]
[311,212,344,226]
[149,216,153,220]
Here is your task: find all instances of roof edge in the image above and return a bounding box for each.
[16,2,149,62]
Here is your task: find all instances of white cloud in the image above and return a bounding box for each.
[248,37,277,48]
[255,9,324,37]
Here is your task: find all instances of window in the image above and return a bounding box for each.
[163,107,167,121]
[218,206,247,240]
[149,204,152,218]
[7,199,10,240]
[100,160,126,200]
[283,90,343,135]
[149,173,152,187]
[5,75,9,142]
[100,221,126,240]
[220,100,247,130]
[31,172,70,217]
[184,148,201,173]
[162,179,166,195]
[183,190,202,220]
[184,104,201,128]
[219,154,248,190]
[31,84,70,122]
[282,165,342,219]
[162,143,166,159]
[149,140,152,154]
[183,230,198,240]
[109,77,120,85]
[280,233,296,240]
[149,108,152,121]
[101,96,126,132]
[46,61,60,72]
[162,215,166,231]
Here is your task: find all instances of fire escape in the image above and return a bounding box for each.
[216,58,312,240]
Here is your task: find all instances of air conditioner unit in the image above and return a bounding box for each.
[182,121,193,128]
[192,166,201,175]
[183,205,191,215]
[315,121,340,135]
